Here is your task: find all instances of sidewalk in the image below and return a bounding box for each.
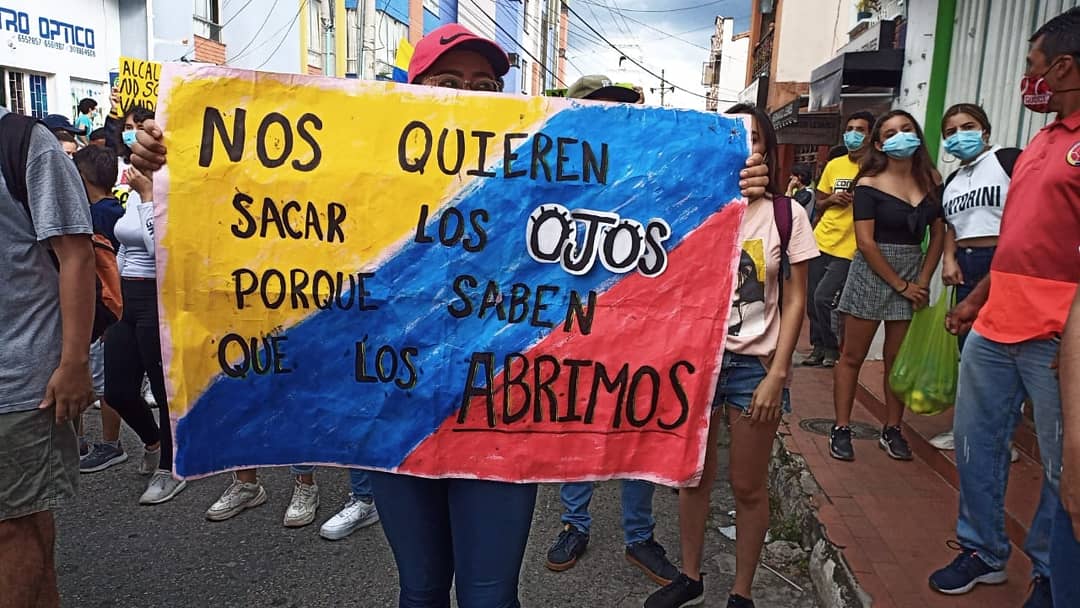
[782,346,1044,607]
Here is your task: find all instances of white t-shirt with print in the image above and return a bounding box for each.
[726,197,820,358]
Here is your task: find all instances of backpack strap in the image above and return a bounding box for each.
[773,195,793,280]
[1,112,60,270]
[772,195,794,314]
[0,112,39,211]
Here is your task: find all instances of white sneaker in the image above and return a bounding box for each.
[930,431,955,450]
[283,481,320,528]
[1011,446,1021,463]
[142,377,156,406]
[139,446,161,475]
[206,476,267,521]
[139,470,187,505]
[319,496,379,540]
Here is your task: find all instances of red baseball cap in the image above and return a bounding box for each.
[408,23,510,83]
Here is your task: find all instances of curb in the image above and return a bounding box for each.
[769,431,872,608]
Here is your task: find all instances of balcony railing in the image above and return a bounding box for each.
[750,26,774,80]
[193,17,221,42]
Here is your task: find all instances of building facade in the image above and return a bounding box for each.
[703,17,749,112]
[1,0,120,119]
[1,0,564,122]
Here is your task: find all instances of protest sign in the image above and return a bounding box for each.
[114,56,160,114]
[156,64,751,485]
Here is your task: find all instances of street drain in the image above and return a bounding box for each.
[798,418,880,440]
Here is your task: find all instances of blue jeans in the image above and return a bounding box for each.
[955,246,995,352]
[954,330,1063,577]
[560,480,655,545]
[369,472,537,608]
[1051,495,1080,605]
[288,466,374,501]
[712,352,791,414]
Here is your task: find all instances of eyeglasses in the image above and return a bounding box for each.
[423,74,502,92]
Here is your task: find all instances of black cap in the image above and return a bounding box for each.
[43,114,84,134]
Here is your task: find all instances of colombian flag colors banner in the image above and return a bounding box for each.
[155,64,750,485]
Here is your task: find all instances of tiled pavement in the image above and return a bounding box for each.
[782,345,1044,607]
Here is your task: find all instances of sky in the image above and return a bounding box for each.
[561,0,752,110]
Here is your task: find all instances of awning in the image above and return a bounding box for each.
[809,48,904,111]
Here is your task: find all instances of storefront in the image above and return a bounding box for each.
[770,98,844,182]
[1,0,120,123]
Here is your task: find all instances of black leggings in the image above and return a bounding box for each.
[104,279,172,471]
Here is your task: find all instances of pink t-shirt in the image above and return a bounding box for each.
[725,197,819,357]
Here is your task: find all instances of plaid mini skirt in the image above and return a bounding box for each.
[838,243,924,321]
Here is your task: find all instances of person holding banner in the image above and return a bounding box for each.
[544,74,680,587]
[130,23,774,608]
[647,105,818,608]
[102,165,191,505]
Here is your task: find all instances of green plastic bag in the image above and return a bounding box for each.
[889,286,959,415]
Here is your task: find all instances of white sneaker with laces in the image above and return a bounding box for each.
[139,469,187,505]
[139,446,161,475]
[319,496,379,540]
[206,476,267,521]
[142,377,157,407]
[283,481,320,528]
[930,431,955,450]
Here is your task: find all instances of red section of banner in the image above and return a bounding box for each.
[398,203,744,486]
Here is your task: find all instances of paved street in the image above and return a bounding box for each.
[57,419,818,608]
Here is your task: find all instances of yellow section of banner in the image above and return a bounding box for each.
[157,66,551,414]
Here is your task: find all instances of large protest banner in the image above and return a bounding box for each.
[113,56,161,114]
[156,64,750,485]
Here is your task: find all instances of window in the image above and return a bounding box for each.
[6,70,26,115]
[28,74,48,118]
[521,60,528,93]
[308,0,326,67]
[194,0,222,41]
[523,0,530,34]
[423,0,439,15]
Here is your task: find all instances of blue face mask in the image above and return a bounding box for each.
[122,130,137,148]
[881,132,921,159]
[943,130,986,161]
[843,130,865,151]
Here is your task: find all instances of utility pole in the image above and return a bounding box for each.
[651,69,675,107]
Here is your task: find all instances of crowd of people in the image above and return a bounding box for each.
[0,7,1078,608]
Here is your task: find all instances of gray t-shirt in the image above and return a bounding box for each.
[0,107,93,414]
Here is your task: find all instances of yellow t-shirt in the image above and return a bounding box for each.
[813,155,860,260]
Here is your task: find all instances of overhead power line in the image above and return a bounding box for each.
[565,3,709,100]
[603,9,710,51]
[255,1,308,69]
[228,0,283,62]
[460,0,568,87]
[579,0,728,13]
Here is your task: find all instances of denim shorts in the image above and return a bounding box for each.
[711,352,792,414]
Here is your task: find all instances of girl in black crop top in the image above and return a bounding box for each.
[828,110,945,463]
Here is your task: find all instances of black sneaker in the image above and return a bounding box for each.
[545,524,589,572]
[626,536,680,586]
[879,425,913,461]
[1023,575,1053,608]
[929,545,1007,594]
[822,350,839,368]
[727,595,755,608]
[801,349,824,367]
[829,425,855,461]
[644,573,704,608]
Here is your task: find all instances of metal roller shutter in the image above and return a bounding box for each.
[940,0,1079,172]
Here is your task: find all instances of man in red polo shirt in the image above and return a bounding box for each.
[928,8,1080,607]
